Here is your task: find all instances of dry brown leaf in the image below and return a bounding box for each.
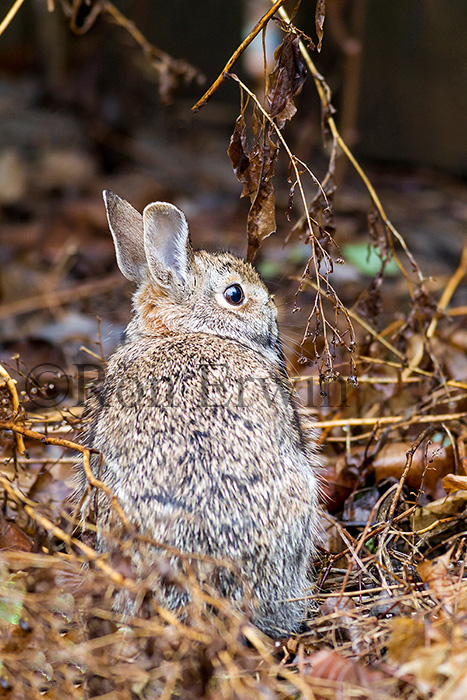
[443,473,467,494]
[228,107,278,260]
[413,490,467,532]
[227,114,251,198]
[321,449,363,512]
[266,33,307,129]
[0,513,32,553]
[387,616,467,697]
[417,547,455,599]
[372,440,455,496]
[298,649,391,699]
[315,0,326,52]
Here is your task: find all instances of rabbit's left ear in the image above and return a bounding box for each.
[143,202,193,288]
[103,191,146,283]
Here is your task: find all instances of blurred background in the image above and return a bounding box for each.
[0,0,466,387]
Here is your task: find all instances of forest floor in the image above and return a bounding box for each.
[0,82,466,699]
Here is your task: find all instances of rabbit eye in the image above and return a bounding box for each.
[223,284,244,306]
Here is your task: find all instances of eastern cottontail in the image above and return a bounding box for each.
[78,191,322,638]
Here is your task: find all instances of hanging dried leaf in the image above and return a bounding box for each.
[228,106,279,260]
[266,33,307,129]
[315,0,326,51]
[247,178,276,259]
[228,32,308,260]
[227,114,252,197]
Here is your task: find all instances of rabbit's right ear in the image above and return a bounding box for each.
[103,191,146,283]
[143,202,193,289]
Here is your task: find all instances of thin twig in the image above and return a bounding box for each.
[386,427,436,524]
[0,475,138,592]
[358,355,467,391]
[311,411,467,429]
[0,421,132,531]
[276,4,423,292]
[0,0,26,36]
[191,0,288,111]
[228,74,355,375]
[298,276,405,360]
[0,366,25,454]
[402,243,467,381]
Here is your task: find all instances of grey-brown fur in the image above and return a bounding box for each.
[78,192,322,638]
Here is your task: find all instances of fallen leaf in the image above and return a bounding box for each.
[443,473,467,494]
[417,547,455,602]
[413,490,467,532]
[298,649,391,699]
[0,514,32,553]
[372,439,455,496]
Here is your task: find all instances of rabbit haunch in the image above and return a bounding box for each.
[79,191,322,638]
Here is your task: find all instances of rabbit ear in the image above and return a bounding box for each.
[143,202,192,287]
[103,191,146,283]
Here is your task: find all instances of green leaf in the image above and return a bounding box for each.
[342,242,399,276]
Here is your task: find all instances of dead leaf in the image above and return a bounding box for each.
[246,177,276,259]
[228,32,309,259]
[413,490,467,532]
[298,649,391,699]
[417,547,455,602]
[315,0,326,52]
[266,33,307,129]
[443,473,467,494]
[387,616,467,696]
[372,439,455,496]
[227,114,251,196]
[320,448,363,512]
[0,514,32,553]
[228,108,278,260]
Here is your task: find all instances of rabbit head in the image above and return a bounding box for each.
[104,191,283,367]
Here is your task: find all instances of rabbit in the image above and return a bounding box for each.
[78,191,322,638]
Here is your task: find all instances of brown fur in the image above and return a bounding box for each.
[77,192,322,638]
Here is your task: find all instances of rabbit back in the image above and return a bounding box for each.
[83,332,320,635]
[79,192,322,637]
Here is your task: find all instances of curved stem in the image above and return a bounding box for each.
[192,0,288,112]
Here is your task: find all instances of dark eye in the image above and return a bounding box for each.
[223,283,244,306]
